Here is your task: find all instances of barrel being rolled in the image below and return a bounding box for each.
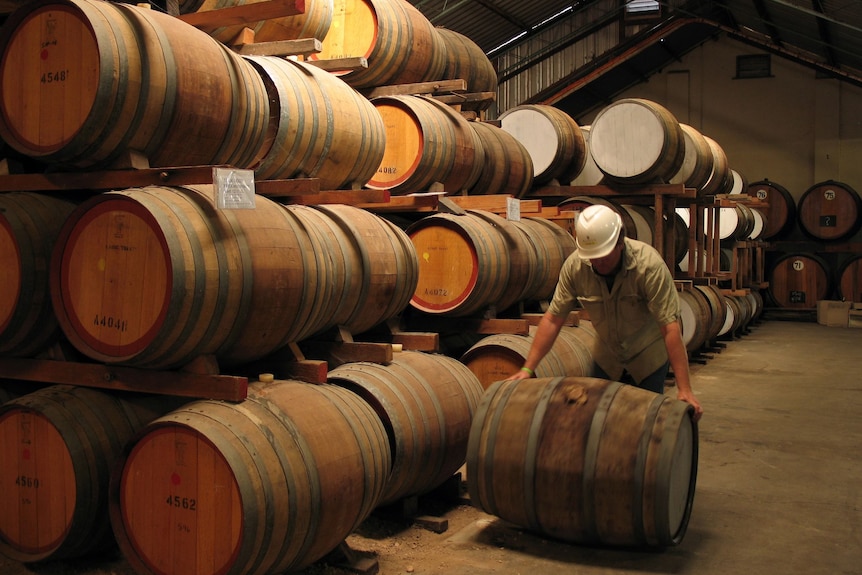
[328,351,483,505]
[0,193,75,357]
[110,381,391,575]
[467,376,698,547]
[0,385,185,562]
[0,0,271,169]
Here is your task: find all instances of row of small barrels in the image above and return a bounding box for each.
[0,189,584,368]
[765,251,862,308]
[0,350,485,573]
[746,180,862,242]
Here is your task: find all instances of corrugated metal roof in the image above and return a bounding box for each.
[407,0,862,82]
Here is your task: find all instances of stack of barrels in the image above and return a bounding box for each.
[0,350,485,573]
[751,179,862,309]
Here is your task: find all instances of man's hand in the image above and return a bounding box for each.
[676,388,703,421]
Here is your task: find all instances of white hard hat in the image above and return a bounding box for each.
[575,204,623,259]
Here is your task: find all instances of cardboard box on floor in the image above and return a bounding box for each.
[817,300,851,327]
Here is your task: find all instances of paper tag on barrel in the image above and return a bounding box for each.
[214,167,256,210]
[506,197,521,221]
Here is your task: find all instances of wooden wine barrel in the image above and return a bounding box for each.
[589,98,685,185]
[328,351,483,504]
[51,186,324,369]
[767,253,832,309]
[249,56,386,189]
[467,210,537,312]
[700,135,732,195]
[467,376,698,547]
[111,381,390,575]
[669,123,714,192]
[468,121,533,197]
[298,204,418,335]
[678,286,712,352]
[0,193,76,357]
[407,211,510,316]
[837,255,862,302]
[310,0,446,88]
[570,125,605,186]
[0,385,184,562]
[728,169,749,196]
[435,27,498,108]
[746,180,796,239]
[185,0,333,44]
[460,323,596,389]
[694,284,727,341]
[511,217,577,301]
[367,95,481,194]
[621,204,688,265]
[499,104,587,184]
[0,0,271,169]
[714,203,756,241]
[797,180,862,241]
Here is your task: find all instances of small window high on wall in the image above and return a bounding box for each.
[736,54,772,79]
[625,0,661,21]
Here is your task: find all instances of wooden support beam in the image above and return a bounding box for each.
[235,37,322,57]
[0,359,248,402]
[363,79,467,98]
[306,56,368,72]
[176,0,304,29]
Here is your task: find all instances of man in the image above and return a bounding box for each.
[508,204,703,420]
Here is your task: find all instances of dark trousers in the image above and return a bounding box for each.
[593,361,669,394]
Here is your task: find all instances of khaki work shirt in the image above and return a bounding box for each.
[547,237,681,382]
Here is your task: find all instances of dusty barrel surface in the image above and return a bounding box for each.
[589,98,685,185]
[467,376,698,547]
[0,385,183,562]
[249,56,386,189]
[499,104,586,184]
[669,124,714,192]
[435,27,497,105]
[110,381,391,575]
[796,180,862,241]
[0,0,270,169]
[468,121,533,197]
[460,323,596,389]
[328,351,483,504]
[0,193,75,357]
[292,203,419,336]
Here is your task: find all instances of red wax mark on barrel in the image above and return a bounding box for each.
[171,472,181,486]
[22,447,31,460]
[41,49,49,60]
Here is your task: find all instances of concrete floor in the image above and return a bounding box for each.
[1,319,860,575]
[412,319,862,575]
